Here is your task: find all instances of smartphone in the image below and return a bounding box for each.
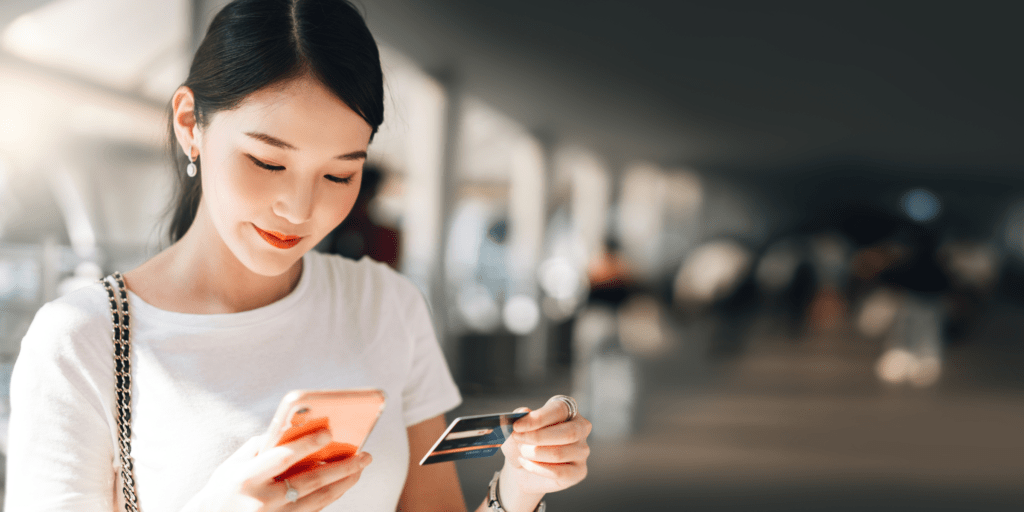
[419,411,527,465]
[260,389,386,481]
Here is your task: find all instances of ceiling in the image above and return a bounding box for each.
[3,0,1022,177]
[362,0,1024,175]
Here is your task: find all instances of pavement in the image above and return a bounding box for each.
[453,312,1024,512]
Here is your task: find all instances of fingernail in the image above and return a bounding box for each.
[361,454,372,467]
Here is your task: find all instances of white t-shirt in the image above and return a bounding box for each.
[4,251,462,512]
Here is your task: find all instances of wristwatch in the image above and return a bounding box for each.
[488,471,546,512]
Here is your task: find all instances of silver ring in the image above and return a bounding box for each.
[552,395,578,422]
[284,479,299,503]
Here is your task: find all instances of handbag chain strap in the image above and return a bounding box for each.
[102,272,141,512]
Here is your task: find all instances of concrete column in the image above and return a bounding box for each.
[396,69,460,370]
[508,135,548,383]
[429,71,463,365]
[566,149,610,267]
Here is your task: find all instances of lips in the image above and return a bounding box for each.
[253,224,303,249]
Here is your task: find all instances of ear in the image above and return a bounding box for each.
[172,86,202,160]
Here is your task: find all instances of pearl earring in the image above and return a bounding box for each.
[186,148,198,177]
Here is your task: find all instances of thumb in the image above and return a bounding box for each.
[512,407,531,433]
[229,435,266,461]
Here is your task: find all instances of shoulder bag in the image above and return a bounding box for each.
[101,272,141,512]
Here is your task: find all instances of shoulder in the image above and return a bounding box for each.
[20,283,111,356]
[17,282,113,375]
[308,251,424,305]
[306,252,433,346]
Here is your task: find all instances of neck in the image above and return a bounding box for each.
[125,205,303,315]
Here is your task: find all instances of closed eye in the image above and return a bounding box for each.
[247,154,354,184]
[325,175,354,184]
[246,154,285,171]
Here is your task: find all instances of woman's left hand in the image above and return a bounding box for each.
[499,396,592,504]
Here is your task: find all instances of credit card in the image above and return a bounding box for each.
[419,411,528,465]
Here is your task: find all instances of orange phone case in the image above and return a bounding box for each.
[260,389,386,481]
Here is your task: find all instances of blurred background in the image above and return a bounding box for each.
[1,0,1023,510]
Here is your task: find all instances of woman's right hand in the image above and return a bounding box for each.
[182,429,373,512]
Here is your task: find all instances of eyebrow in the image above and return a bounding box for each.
[244,131,367,161]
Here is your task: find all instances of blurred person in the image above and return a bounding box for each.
[569,305,616,419]
[936,239,1002,342]
[314,165,400,268]
[855,285,902,340]
[586,237,631,307]
[805,232,851,334]
[671,239,757,356]
[537,206,590,369]
[875,292,944,387]
[564,239,647,440]
[853,227,951,387]
[616,294,671,358]
[4,2,592,512]
[569,303,640,441]
[754,236,816,336]
[754,238,801,297]
[672,239,752,312]
[860,237,1004,385]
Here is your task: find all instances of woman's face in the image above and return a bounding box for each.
[193,76,372,276]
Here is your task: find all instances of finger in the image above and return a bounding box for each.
[517,457,564,480]
[510,407,531,436]
[248,429,332,481]
[512,418,591,446]
[519,441,590,464]
[286,452,372,499]
[225,435,265,463]
[518,458,587,489]
[513,397,573,433]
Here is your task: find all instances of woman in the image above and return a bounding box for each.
[4,1,591,511]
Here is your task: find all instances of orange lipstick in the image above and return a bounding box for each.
[254,225,303,249]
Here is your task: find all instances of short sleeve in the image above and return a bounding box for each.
[393,277,462,427]
[4,300,117,512]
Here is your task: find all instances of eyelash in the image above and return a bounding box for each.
[247,155,353,184]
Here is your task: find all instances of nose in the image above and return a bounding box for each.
[271,176,316,226]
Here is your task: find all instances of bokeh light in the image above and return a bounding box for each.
[901,188,941,223]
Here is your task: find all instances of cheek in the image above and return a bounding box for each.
[325,189,358,224]
[212,161,272,219]
[315,185,360,232]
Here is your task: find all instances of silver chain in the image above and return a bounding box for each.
[101,272,140,512]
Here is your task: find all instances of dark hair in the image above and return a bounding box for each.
[167,0,384,243]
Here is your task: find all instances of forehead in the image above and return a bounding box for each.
[213,75,373,149]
